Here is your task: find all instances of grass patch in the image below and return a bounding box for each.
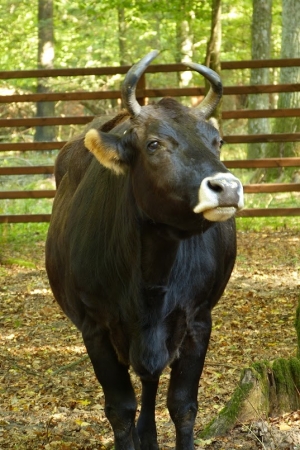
[0,223,49,266]
[0,216,298,254]
[1,257,36,268]
[0,222,49,245]
[237,192,300,232]
[236,216,300,232]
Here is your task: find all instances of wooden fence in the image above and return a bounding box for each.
[1,58,300,223]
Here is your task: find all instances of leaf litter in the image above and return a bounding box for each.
[0,230,299,449]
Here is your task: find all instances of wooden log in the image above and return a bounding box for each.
[0,166,54,175]
[224,157,300,168]
[0,214,51,223]
[200,358,300,439]
[0,184,299,200]
[243,183,300,193]
[0,91,122,103]
[221,58,300,70]
[0,207,299,224]
[0,142,66,151]
[224,133,300,143]
[237,208,300,217]
[1,85,300,105]
[0,190,55,199]
[222,108,300,119]
[0,116,93,127]
[1,58,299,79]
[1,158,299,172]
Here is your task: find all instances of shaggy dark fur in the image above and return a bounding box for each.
[46,97,238,450]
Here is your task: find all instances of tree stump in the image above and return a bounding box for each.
[200,297,300,439]
[296,299,300,359]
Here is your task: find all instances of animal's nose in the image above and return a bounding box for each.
[193,172,244,221]
[207,177,241,206]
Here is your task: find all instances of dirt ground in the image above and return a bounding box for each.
[0,229,299,449]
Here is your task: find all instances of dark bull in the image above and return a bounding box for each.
[46,50,244,450]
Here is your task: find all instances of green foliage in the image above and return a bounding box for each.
[0,0,282,104]
[0,1,37,72]
[1,0,258,73]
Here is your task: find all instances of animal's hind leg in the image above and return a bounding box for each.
[82,322,140,450]
[137,378,159,450]
[167,311,212,450]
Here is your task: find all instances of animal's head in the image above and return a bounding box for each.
[85,51,244,230]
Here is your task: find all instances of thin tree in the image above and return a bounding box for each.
[118,7,128,66]
[247,0,272,166]
[205,0,222,124]
[175,1,194,87]
[267,0,300,180]
[34,0,55,142]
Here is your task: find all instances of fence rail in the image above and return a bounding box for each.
[1,58,300,223]
[1,183,299,200]
[1,157,300,176]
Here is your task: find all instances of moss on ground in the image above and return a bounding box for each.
[199,354,300,439]
[296,297,300,359]
[199,368,256,439]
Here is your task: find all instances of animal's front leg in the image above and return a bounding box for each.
[167,311,212,450]
[137,378,159,450]
[82,321,140,450]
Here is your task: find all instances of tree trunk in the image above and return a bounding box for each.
[34,0,55,142]
[267,0,300,180]
[175,4,193,87]
[204,0,222,125]
[200,296,300,439]
[247,0,272,165]
[116,7,126,110]
[118,8,128,66]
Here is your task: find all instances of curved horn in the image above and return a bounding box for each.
[121,50,160,116]
[183,62,223,119]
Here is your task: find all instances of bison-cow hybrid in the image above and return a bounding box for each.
[46,51,244,450]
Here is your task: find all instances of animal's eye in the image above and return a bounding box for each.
[147,140,159,153]
[219,139,224,148]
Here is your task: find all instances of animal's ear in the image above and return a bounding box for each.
[84,128,128,175]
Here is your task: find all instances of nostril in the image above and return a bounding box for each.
[207,180,223,193]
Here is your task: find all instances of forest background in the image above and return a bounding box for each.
[1,0,300,153]
[0,0,285,72]
[0,0,300,219]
